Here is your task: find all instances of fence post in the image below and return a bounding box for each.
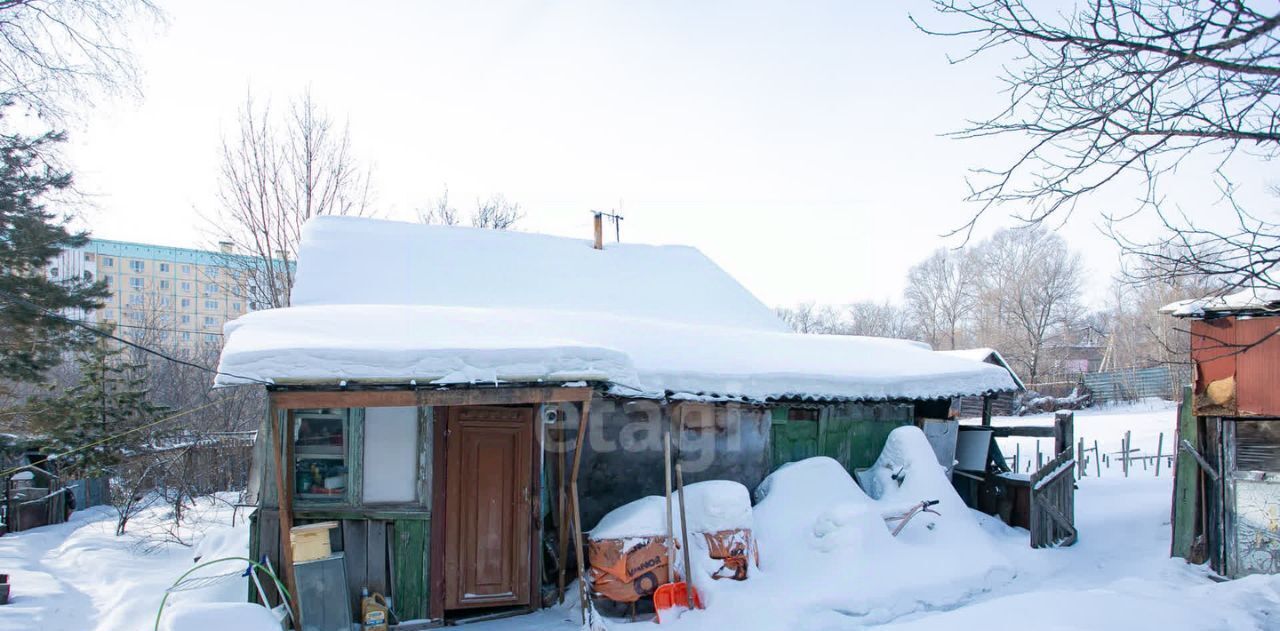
[1123,431,1131,478]
[1094,440,1101,477]
[1077,437,1085,478]
[1155,432,1164,477]
[1054,410,1074,456]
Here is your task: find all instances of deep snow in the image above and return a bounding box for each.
[3,402,1278,630]
[215,217,1016,402]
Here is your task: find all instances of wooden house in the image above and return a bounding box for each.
[1165,289,1280,577]
[218,216,1018,627]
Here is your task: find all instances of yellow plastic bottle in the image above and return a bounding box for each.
[361,587,389,631]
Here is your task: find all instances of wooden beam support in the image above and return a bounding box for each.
[272,410,300,629]
[270,386,593,410]
[981,395,993,427]
[987,425,1056,438]
[569,397,592,624]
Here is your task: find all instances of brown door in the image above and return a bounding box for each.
[444,406,533,610]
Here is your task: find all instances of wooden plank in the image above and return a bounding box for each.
[295,509,429,521]
[429,407,447,621]
[392,519,430,621]
[274,410,300,627]
[570,397,591,624]
[1171,385,1201,561]
[988,425,1056,438]
[1054,411,1074,458]
[367,521,389,597]
[343,519,368,616]
[270,386,593,410]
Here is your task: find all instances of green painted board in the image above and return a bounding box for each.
[823,416,909,474]
[391,518,429,621]
[1171,385,1200,561]
[771,416,819,468]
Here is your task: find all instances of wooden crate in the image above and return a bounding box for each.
[290,521,338,563]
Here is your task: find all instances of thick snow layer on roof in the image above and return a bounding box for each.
[217,217,1018,399]
[1162,287,1280,317]
[290,216,788,332]
[215,304,1018,399]
[937,347,996,362]
[937,347,1026,390]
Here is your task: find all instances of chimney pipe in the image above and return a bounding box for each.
[218,241,234,254]
[592,212,603,250]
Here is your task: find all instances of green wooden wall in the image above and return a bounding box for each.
[770,402,914,476]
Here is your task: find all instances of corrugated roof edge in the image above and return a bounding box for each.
[255,379,1015,404]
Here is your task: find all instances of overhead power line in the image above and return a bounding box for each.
[0,400,225,478]
[0,287,271,386]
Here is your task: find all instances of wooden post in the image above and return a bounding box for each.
[1094,440,1101,477]
[1077,437,1085,478]
[1123,431,1131,478]
[981,395,993,427]
[1053,410,1074,457]
[1155,432,1164,477]
[570,397,592,624]
[272,410,300,629]
[556,414,568,604]
[592,213,603,250]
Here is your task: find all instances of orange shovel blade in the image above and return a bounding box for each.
[653,582,702,623]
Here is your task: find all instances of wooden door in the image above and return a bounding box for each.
[444,406,533,610]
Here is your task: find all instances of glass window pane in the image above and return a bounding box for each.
[294,410,348,501]
[363,407,419,503]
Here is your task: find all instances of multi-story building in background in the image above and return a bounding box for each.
[45,239,256,349]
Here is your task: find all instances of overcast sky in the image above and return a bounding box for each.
[61,1,1274,309]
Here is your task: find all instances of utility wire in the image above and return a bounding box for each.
[0,287,271,386]
[0,400,225,478]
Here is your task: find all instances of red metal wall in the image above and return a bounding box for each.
[1191,316,1280,416]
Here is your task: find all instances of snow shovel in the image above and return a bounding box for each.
[654,420,682,622]
[654,419,701,623]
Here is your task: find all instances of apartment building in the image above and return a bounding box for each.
[46,238,258,349]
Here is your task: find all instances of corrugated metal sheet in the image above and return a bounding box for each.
[1082,366,1176,404]
[1191,316,1280,417]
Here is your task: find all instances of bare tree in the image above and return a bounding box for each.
[418,186,524,230]
[417,185,461,226]
[917,1,1280,242]
[0,0,160,122]
[212,91,373,308]
[776,301,846,334]
[844,300,920,340]
[917,0,1280,324]
[904,248,980,350]
[974,227,1085,383]
[471,194,523,229]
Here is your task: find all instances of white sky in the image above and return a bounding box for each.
[61,1,1275,309]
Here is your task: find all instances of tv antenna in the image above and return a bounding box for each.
[593,210,624,242]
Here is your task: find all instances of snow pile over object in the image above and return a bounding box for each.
[590,480,753,540]
[1162,286,1280,318]
[159,602,281,631]
[291,215,786,331]
[216,216,1018,401]
[673,431,1013,628]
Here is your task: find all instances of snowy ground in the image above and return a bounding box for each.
[2,401,1278,630]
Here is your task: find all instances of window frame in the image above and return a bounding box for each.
[283,406,430,510]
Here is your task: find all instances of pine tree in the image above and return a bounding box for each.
[0,126,108,383]
[36,331,168,478]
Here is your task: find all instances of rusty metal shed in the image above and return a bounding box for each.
[1165,290,1280,577]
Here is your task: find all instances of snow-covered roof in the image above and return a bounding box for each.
[936,348,1026,391]
[1161,287,1280,318]
[216,217,1018,401]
